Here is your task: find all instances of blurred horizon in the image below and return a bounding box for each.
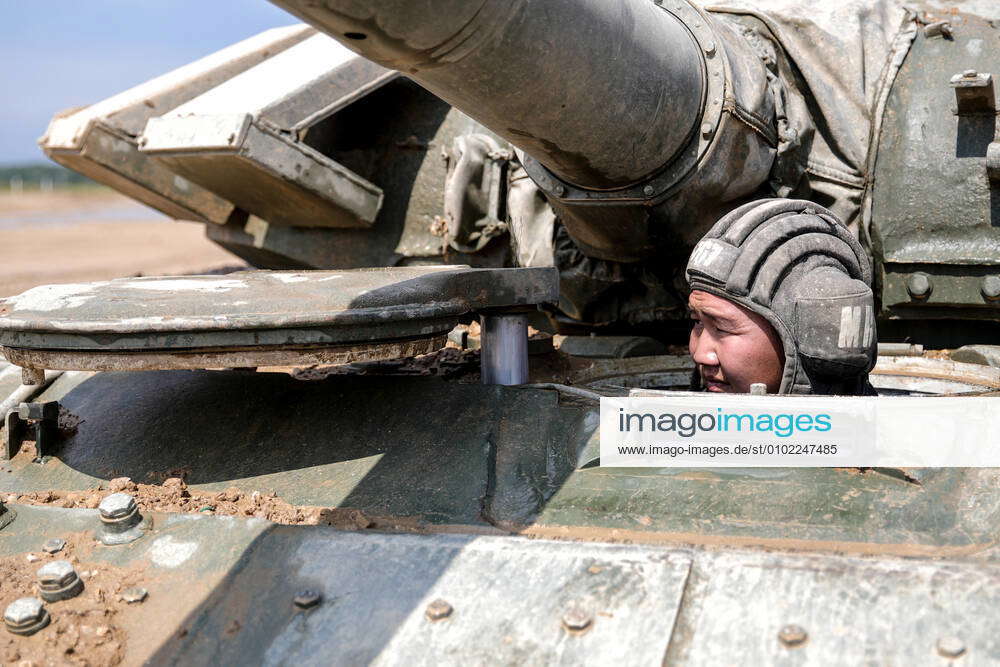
[0,0,299,167]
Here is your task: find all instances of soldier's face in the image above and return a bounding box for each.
[688,290,784,393]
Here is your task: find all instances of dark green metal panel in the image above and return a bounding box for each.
[2,368,999,553]
[532,465,998,554]
[0,371,594,528]
[4,505,1000,665]
[871,14,1000,322]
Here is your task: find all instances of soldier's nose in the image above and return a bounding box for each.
[698,351,720,366]
[690,336,720,367]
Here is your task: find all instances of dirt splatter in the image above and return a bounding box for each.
[143,466,193,485]
[290,346,482,382]
[58,406,84,439]
[7,478,375,530]
[0,532,144,666]
[10,439,40,463]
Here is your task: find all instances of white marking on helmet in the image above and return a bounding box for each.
[863,305,874,347]
[690,240,723,269]
[838,305,872,349]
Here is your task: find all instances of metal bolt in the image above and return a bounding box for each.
[981,275,1000,301]
[42,538,66,554]
[98,492,145,545]
[552,184,566,197]
[36,559,84,602]
[937,636,966,659]
[701,122,713,137]
[37,560,77,587]
[425,598,453,621]
[561,608,593,633]
[749,383,767,395]
[121,587,148,604]
[906,273,933,300]
[778,624,808,648]
[704,40,716,56]
[963,69,979,78]
[99,492,138,521]
[4,597,50,636]
[643,185,655,197]
[294,590,322,610]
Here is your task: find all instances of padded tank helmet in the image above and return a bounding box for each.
[685,199,877,395]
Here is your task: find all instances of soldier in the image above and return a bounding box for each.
[685,199,878,396]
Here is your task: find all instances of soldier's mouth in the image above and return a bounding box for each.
[701,373,730,392]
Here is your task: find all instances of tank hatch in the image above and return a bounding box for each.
[0,267,557,373]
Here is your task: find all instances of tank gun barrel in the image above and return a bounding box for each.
[265,0,706,190]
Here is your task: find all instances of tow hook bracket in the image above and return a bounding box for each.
[4,401,60,461]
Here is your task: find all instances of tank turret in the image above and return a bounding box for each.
[262,0,1000,346]
[23,0,1000,342]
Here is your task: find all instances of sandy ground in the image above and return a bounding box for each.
[0,189,241,297]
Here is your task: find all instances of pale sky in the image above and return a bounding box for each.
[0,0,299,165]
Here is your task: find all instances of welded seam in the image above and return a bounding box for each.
[661,557,700,665]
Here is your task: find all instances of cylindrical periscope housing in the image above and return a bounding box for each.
[266,0,706,191]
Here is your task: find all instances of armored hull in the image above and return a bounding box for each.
[3,0,1000,663]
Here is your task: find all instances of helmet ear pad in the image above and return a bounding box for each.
[782,266,877,381]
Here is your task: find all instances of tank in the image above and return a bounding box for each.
[3,0,1000,664]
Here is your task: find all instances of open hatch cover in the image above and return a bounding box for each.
[0,267,557,372]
